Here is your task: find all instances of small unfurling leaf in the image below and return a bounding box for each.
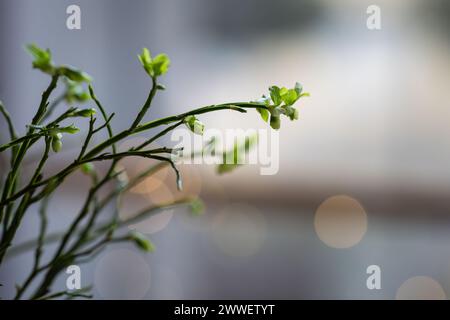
[26,44,54,74]
[138,48,170,78]
[151,54,170,77]
[257,108,269,123]
[269,86,282,106]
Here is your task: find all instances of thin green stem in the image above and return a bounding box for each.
[0,100,19,166]
[40,93,65,124]
[130,77,157,130]
[0,103,265,208]
[0,100,18,141]
[15,189,50,299]
[0,135,52,264]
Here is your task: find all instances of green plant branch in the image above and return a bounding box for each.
[0,44,308,300]
[88,85,117,154]
[15,193,50,299]
[36,286,93,300]
[0,103,266,208]
[4,161,171,259]
[0,75,59,227]
[40,93,65,124]
[0,136,52,264]
[0,100,18,142]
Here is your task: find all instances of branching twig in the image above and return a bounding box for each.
[0,44,308,300]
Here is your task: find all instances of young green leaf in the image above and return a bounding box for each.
[26,44,54,74]
[257,108,270,122]
[151,54,170,77]
[269,86,282,106]
[280,88,298,106]
[138,48,153,76]
[138,48,170,78]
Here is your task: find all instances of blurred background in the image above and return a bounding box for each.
[2,0,450,299]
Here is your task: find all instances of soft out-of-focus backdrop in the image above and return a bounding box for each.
[2,0,450,299]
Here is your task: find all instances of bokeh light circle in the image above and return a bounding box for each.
[396,276,446,300]
[314,195,367,248]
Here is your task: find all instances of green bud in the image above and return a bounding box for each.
[51,132,63,140]
[294,82,303,95]
[130,231,155,252]
[81,162,94,174]
[270,115,281,130]
[75,108,96,118]
[59,124,80,134]
[51,137,62,153]
[184,115,204,135]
